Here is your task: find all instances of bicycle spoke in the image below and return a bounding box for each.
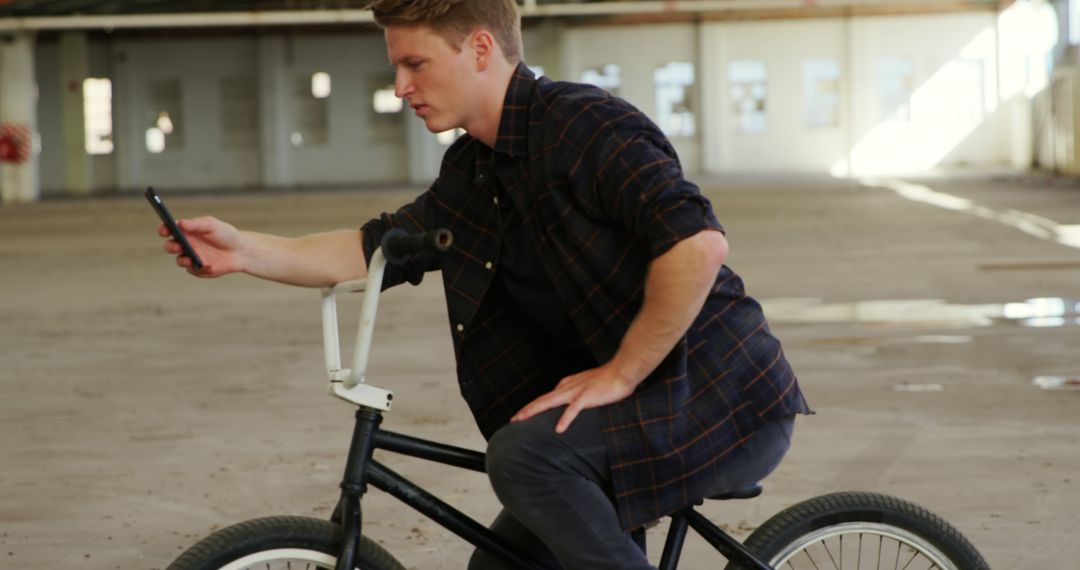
[898,548,920,570]
[803,547,823,570]
[821,538,840,569]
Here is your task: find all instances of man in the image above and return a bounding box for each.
[159,1,810,568]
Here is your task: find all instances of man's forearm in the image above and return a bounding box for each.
[608,230,728,385]
[240,229,367,288]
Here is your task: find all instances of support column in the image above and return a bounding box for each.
[405,115,442,185]
[257,34,290,188]
[533,19,564,80]
[0,32,39,204]
[59,31,92,195]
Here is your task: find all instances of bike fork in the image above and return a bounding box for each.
[334,407,383,570]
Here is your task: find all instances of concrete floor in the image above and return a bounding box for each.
[1,172,1078,569]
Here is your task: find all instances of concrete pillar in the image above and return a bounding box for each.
[532,19,564,80]
[111,42,135,191]
[257,35,290,188]
[0,32,40,204]
[405,114,443,185]
[59,32,92,195]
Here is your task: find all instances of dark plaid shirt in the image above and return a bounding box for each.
[361,64,811,530]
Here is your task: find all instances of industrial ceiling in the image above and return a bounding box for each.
[0,0,1005,30]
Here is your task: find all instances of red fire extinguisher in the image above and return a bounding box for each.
[0,123,31,164]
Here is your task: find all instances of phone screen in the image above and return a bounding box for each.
[146,187,204,269]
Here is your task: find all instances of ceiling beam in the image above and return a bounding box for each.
[0,0,1001,32]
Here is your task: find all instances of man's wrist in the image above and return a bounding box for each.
[234,230,259,275]
[608,353,651,389]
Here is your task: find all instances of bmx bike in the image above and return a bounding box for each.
[167,229,990,570]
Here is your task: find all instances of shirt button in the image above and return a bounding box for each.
[484,261,493,270]
[493,197,499,205]
[456,324,465,333]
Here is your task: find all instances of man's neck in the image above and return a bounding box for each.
[467,61,517,148]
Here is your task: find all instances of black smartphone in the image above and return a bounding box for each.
[146,187,204,269]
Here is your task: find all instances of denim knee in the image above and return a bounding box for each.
[485,417,550,501]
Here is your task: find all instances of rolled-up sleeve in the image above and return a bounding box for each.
[568,106,723,259]
[360,184,441,289]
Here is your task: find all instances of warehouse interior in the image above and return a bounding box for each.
[1,1,1078,569]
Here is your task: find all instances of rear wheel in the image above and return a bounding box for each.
[727,492,990,570]
[167,516,405,570]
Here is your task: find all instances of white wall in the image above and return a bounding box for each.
[563,24,702,173]
[27,13,1026,196]
[97,32,410,192]
[256,33,407,188]
[847,12,1005,174]
[112,37,261,191]
[704,19,849,173]
[703,12,1007,175]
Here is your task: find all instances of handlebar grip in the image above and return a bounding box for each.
[381,228,454,265]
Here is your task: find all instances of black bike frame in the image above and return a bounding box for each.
[332,407,775,570]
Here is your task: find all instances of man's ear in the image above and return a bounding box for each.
[469,30,496,71]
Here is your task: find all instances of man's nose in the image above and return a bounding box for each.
[394,71,412,99]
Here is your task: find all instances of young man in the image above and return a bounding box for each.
[159,1,810,568]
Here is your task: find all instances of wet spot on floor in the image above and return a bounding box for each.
[1032,377,1080,391]
[763,297,1080,329]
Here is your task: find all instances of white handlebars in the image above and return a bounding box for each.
[320,248,395,410]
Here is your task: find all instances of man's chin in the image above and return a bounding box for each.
[423,120,449,134]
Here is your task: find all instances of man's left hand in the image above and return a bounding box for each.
[511,363,639,433]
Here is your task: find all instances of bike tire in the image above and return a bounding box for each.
[167,515,406,570]
[726,491,989,570]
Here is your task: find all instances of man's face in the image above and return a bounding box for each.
[386,25,476,134]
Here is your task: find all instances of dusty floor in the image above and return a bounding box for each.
[1,172,1078,569]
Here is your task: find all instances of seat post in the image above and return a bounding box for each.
[658,511,689,570]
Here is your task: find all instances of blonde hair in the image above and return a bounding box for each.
[368,0,523,64]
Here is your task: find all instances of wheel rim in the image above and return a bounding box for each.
[769,522,957,570]
[219,548,336,570]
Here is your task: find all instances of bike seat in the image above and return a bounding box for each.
[707,483,763,501]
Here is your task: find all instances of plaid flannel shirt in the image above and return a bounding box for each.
[361,64,811,531]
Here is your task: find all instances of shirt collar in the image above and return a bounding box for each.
[493,62,535,158]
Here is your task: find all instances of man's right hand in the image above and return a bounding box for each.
[160,216,244,278]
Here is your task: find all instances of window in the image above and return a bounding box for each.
[803,59,842,129]
[292,73,329,147]
[581,64,621,96]
[221,77,258,149]
[729,60,767,134]
[369,77,404,141]
[654,62,695,138]
[83,78,113,155]
[877,57,914,122]
[373,86,402,114]
[146,79,183,153]
[311,72,332,99]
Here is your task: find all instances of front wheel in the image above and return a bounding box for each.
[167,516,406,570]
[728,492,990,570]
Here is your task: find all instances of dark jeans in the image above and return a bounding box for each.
[469,407,795,570]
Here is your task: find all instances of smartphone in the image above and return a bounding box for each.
[146,187,204,269]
